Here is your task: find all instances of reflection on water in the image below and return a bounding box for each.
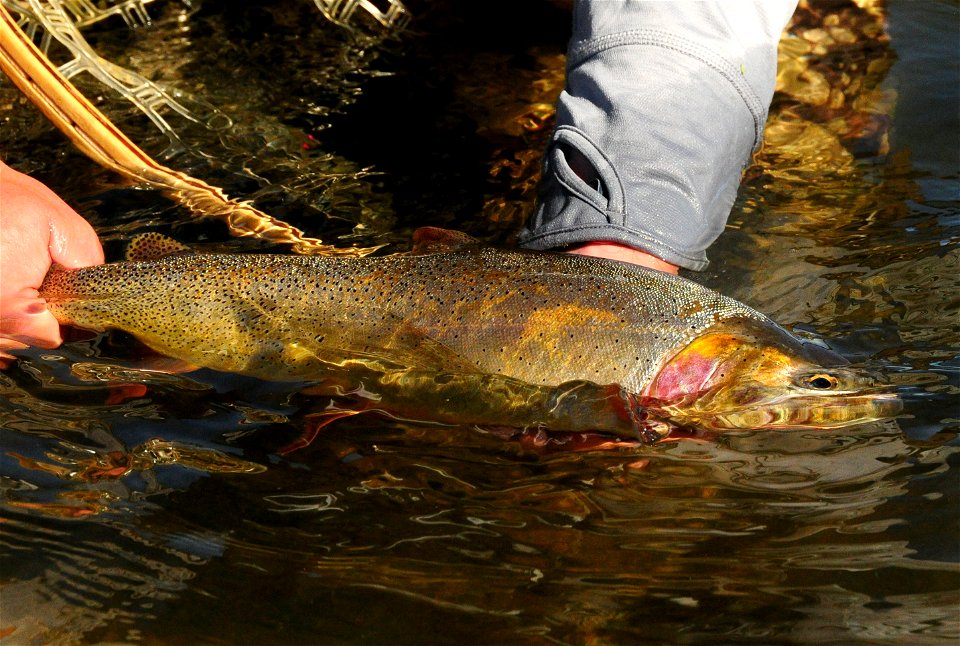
[1,0,958,644]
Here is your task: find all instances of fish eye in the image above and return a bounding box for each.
[808,374,839,390]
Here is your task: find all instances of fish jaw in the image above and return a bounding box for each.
[645,318,902,431]
[679,389,903,431]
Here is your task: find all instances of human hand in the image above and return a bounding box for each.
[0,161,104,366]
[566,241,679,274]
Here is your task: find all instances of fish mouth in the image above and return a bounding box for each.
[645,321,903,432]
[671,389,903,431]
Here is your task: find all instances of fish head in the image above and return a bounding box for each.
[647,317,901,431]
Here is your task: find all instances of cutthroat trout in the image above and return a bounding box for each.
[38,228,900,443]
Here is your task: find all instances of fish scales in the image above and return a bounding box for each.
[40,245,764,391]
[386,247,766,392]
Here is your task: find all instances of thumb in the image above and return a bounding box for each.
[47,204,104,270]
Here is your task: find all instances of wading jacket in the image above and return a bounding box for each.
[519,0,799,270]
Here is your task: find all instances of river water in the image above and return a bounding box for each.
[1,1,957,644]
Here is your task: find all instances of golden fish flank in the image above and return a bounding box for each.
[39,228,900,438]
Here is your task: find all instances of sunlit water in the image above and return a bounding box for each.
[1,1,958,644]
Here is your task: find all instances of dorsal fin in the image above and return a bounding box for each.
[126,233,194,261]
[410,227,481,255]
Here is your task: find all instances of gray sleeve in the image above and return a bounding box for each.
[518,0,798,270]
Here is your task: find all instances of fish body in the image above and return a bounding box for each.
[39,229,900,440]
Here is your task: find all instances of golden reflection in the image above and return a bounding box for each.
[460,49,566,237]
[5,488,116,519]
[751,0,901,236]
[8,437,264,486]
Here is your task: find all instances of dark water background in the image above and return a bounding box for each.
[1,1,958,644]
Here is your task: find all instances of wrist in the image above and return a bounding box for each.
[565,241,679,274]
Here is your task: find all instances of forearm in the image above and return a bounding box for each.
[520,0,798,270]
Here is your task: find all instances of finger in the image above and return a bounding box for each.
[48,206,105,270]
[0,301,63,349]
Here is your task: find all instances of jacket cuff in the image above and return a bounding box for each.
[520,1,796,271]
